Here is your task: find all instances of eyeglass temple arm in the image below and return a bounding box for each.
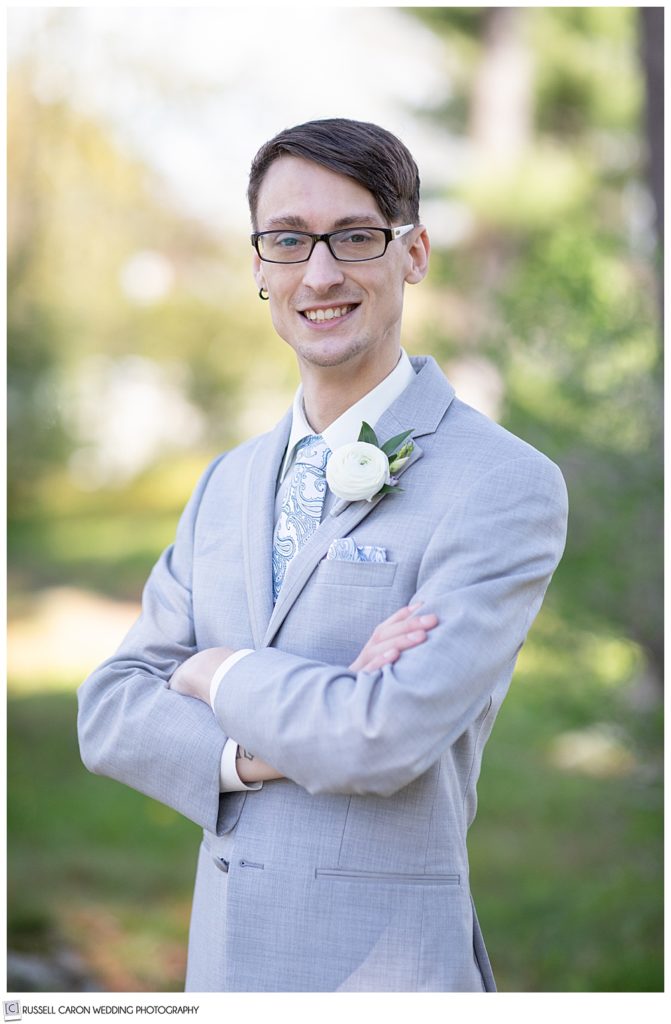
[392,224,416,239]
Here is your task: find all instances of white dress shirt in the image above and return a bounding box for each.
[212,348,417,790]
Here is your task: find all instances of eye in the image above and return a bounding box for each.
[343,230,375,244]
[275,233,308,248]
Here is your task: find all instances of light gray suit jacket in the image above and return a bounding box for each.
[77,355,568,992]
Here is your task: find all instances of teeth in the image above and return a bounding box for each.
[304,306,352,322]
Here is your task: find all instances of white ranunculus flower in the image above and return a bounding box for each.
[326,441,390,502]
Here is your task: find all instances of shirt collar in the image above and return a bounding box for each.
[279,348,417,482]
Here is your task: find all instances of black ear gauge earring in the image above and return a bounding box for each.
[258,287,269,301]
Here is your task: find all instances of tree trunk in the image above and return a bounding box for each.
[470,6,533,169]
[639,7,664,326]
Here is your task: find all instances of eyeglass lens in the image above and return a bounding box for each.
[257,228,388,263]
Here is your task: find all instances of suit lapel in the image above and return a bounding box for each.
[262,443,423,648]
[242,409,292,649]
[260,356,455,649]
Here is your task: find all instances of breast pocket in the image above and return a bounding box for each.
[314,560,398,587]
[288,560,400,664]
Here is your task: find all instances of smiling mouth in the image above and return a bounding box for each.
[299,304,358,322]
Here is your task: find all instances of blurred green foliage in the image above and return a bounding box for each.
[7,61,296,516]
[410,5,662,679]
[8,455,207,604]
[7,5,662,994]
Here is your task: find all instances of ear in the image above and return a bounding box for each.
[252,251,267,293]
[404,226,430,285]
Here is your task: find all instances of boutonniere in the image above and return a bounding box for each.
[326,421,415,503]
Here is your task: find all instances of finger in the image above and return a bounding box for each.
[367,630,429,664]
[353,611,413,666]
[371,613,438,646]
[391,629,430,651]
[349,608,436,672]
[359,648,401,673]
[349,643,400,673]
[390,612,438,637]
[377,603,423,629]
[358,628,432,672]
[352,616,437,670]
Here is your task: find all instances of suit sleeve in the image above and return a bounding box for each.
[212,453,568,797]
[77,455,246,835]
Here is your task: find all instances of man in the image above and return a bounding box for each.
[78,118,568,992]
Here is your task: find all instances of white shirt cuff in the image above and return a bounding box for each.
[220,738,263,792]
[209,648,255,707]
[210,650,260,792]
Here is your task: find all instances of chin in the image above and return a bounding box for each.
[295,336,371,369]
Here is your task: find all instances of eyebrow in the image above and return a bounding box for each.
[261,213,386,231]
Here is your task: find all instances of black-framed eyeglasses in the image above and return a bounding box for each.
[251,224,415,264]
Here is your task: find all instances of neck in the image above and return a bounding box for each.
[300,347,401,433]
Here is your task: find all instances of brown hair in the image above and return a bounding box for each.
[247,118,420,229]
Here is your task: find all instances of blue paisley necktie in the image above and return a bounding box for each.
[272,434,331,603]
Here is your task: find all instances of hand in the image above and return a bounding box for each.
[168,646,236,703]
[169,647,286,783]
[349,603,438,674]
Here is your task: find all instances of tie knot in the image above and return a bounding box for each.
[294,434,331,471]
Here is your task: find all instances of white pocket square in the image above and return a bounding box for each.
[326,538,387,563]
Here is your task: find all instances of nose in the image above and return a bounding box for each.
[301,240,346,293]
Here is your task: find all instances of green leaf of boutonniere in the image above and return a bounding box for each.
[380,429,413,457]
[358,421,379,446]
[376,483,403,497]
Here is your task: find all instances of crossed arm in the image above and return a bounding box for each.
[168,603,439,783]
[78,450,567,818]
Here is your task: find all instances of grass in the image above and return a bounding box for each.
[469,679,663,991]
[7,691,200,991]
[469,615,663,992]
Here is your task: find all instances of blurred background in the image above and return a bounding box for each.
[7,5,663,993]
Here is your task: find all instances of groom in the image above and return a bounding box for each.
[78,118,568,992]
